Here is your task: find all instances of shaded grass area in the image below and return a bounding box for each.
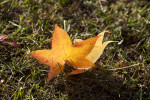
[0,0,150,99]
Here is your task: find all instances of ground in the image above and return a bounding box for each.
[0,0,150,99]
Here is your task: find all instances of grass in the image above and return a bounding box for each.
[0,0,150,99]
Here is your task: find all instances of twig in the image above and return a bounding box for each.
[103,63,141,71]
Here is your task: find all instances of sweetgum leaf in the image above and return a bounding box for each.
[28,24,100,83]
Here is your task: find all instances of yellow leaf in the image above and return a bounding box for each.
[68,31,115,75]
[28,24,100,83]
[86,31,115,63]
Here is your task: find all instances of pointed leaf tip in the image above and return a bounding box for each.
[55,24,58,27]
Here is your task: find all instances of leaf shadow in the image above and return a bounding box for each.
[61,67,130,100]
